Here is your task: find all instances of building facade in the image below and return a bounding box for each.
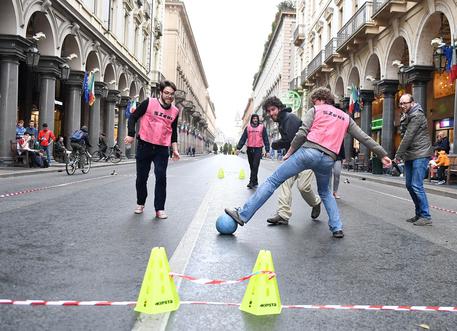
[163,0,216,155]
[292,0,457,162]
[252,10,296,145]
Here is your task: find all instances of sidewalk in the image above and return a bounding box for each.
[342,170,457,199]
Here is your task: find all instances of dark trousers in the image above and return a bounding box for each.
[136,140,169,211]
[437,166,448,181]
[247,147,262,185]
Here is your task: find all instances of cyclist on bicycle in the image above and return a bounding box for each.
[99,132,108,158]
[70,126,91,166]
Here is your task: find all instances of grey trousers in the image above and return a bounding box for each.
[330,160,342,193]
[277,169,321,220]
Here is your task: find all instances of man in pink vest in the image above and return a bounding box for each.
[225,87,392,239]
[124,80,180,219]
[235,114,270,189]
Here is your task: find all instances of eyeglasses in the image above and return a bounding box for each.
[399,101,412,106]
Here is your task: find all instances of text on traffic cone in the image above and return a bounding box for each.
[240,250,282,315]
[135,247,180,314]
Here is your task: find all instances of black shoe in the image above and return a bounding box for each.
[267,214,289,225]
[247,183,254,189]
[332,230,344,238]
[311,202,321,219]
[224,208,245,226]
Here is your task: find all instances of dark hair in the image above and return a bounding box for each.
[309,87,335,104]
[262,96,285,112]
[42,123,48,127]
[159,80,177,92]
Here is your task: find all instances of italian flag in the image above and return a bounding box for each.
[88,72,95,106]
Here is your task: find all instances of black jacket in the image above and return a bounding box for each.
[271,107,301,151]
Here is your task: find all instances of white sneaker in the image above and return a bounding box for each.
[134,205,144,214]
[437,180,446,185]
[156,210,168,219]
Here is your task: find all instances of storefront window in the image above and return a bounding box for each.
[434,71,455,99]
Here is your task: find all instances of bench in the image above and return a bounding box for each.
[10,140,30,167]
[446,155,457,185]
[353,153,367,172]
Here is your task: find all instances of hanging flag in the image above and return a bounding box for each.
[450,44,457,83]
[354,87,361,113]
[130,99,137,114]
[88,72,96,106]
[348,85,355,114]
[358,88,364,111]
[82,71,89,104]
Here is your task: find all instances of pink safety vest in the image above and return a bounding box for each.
[138,98,179,147]
[306,104,350,154]
[247,124,264,148]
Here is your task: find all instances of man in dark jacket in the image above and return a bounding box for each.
[395,94,433,226]
[435,131,450,154]
[236,114,270,189]
[262,96,321,224]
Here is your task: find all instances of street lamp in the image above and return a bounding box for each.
[25,46,40,68]
[433,46,447,73]
[101,86,109,98]
[60,63,70,80]
[398,66,409,87]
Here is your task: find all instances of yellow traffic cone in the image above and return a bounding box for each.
[134,247,180,314]
[217,168,225,179]
[240,250,282,315]
[239,169,245,180]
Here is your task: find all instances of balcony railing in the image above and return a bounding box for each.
[336,2,375,51]
[325,38,337,62]
[293,24,305,46]
[372,0,409,21]
[307,50,325,78]
[373,0,389,13]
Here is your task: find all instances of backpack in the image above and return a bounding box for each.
[71,130,84,142]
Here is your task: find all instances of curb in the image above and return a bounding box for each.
[342,171,457,199]
[0,160,136,179]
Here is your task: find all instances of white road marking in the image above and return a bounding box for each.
[131,184,216,331]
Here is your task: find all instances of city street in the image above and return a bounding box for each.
[1,154,457,330]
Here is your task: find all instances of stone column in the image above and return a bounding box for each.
[63,70,84,148]
[377,79,399,158]
[0,56,20,164]
[117,95,129,155]
[341,97,352,161]
[405,65,434,114]
[88,82,107,152]
[360,89,374,166]
[105,90,119,147]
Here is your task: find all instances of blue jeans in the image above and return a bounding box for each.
[404,157,431,219]
[42,145,51,164]
[238,147,342,232]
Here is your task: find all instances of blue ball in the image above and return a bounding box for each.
[216,214,238,235]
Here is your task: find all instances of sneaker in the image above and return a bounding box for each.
[413,218,432,226]
[155,210,168,219]
[224,208,245,226]
[437,180,446,185]
[267,214,289,225]
[247,183,254,189]
[405,215,419,223]
[333,192,341,199]
[311,202,321,219]
[134,205,144,214]
[332,230,344,238]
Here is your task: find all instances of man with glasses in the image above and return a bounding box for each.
[395,94,433,226]
[225,87,391,239]
[124,80,180,220]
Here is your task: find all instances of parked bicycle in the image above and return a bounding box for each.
[92,143,122,163]
[66,149,91,175]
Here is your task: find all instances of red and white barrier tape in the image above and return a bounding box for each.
[1,300,457,312]
[169,270,275,285]
[430,205,457,215]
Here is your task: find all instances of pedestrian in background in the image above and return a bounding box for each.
[433,147,450,185]
[395,93,433,226]
[16,120,26,139]
[26,120,38,138]
[235,114,270,189]
[262,96,321,225]
[38,123,55,165]
[124,80,180,219]
[434,131,450,154]
[330,142,345,199]
[225,87,391,239]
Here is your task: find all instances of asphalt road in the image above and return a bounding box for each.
[1,154,457,330]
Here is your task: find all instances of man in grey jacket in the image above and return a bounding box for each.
[395,94,433,226]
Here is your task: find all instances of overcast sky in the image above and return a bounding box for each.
[184,0,281,141]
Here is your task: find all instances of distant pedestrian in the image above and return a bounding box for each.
[262,96,321,225]
[330,142,345,199]
[192,146,195,157]
[225,87,391,239]
[16,120,26,139]
[70,126,91,167]
[395,93,433,226]
[434,131,450,154]
[235,114,270,189]
[26,120,38,138]
[38,123,56,165]
[124,80,180,219]
[433,147,450,185]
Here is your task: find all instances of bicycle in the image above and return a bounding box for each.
[66,149,91,175]
[92,144,122,163]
